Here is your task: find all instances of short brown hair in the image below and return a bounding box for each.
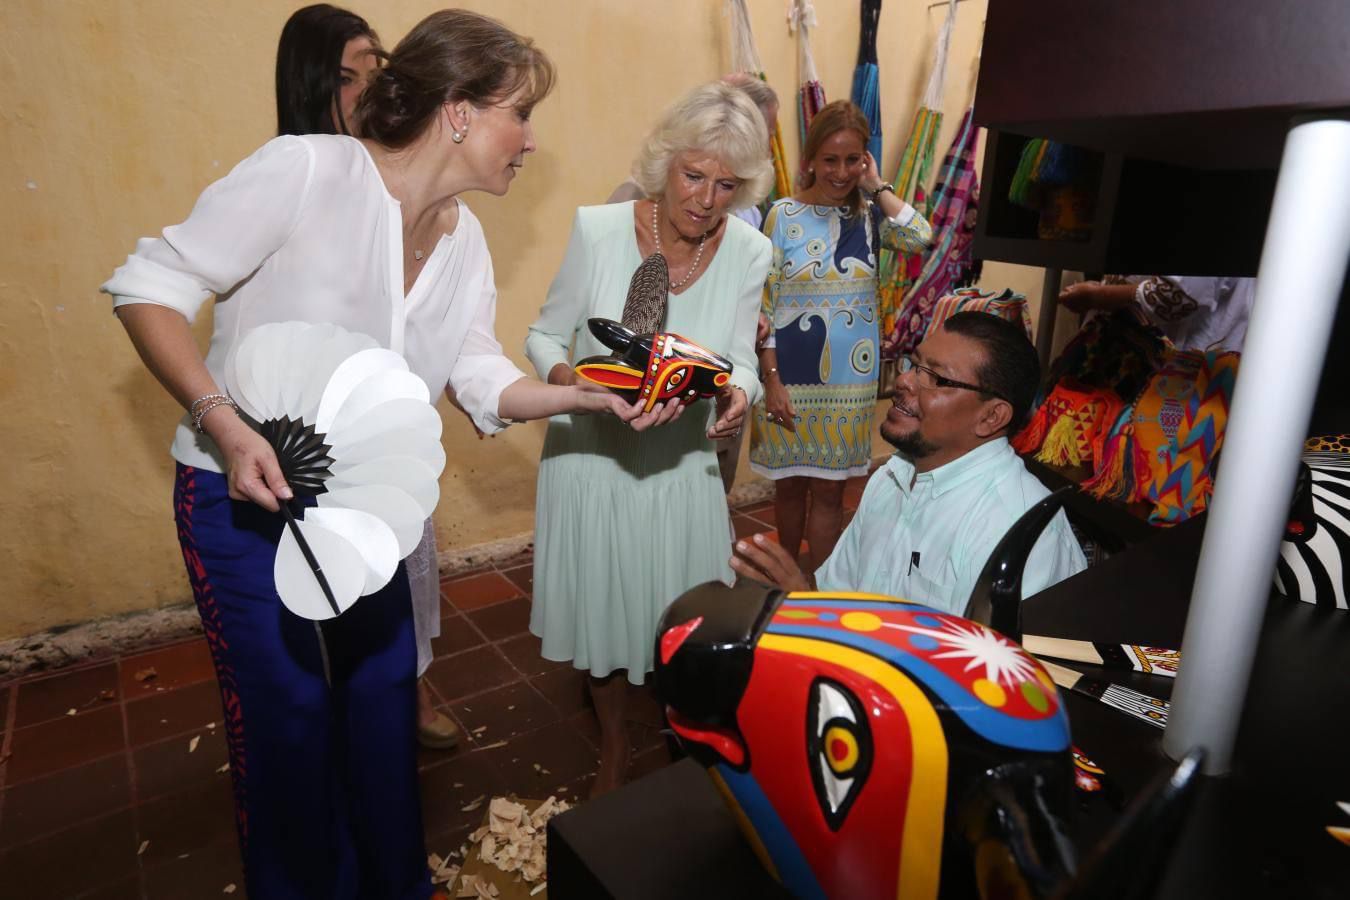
[359,9,554,149]
[798,100,871,215]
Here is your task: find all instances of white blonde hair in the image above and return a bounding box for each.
[631,81,774,211]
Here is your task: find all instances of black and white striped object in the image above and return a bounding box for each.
[1275,441,1350,610]
[1038,660,1169,730]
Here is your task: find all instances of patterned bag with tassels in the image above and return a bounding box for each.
[1085,348,1240,523]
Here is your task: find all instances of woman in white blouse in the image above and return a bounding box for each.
[103,11,675,899]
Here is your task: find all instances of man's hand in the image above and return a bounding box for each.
[731,533,812,592]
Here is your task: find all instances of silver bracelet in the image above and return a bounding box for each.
[189,393,231,419]
[191,394,238,433]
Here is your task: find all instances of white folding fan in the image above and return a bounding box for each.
[224,321,445,620]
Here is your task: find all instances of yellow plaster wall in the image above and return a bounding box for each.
[0,0,1045,640]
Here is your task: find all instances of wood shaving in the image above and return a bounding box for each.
[66,708,77,717]
[471,726,488,735]
[455,874,500,898]
[461,795,486,813]
[216,763,230,774]
[530,883,548,896]
[462,795,571,886]
[223,885,236,894]
[207,721,217,730]
[478,740,508,750]
[137,840,149,856]
[188,735,201,754]
[134,667,158,683]
[428,851,461,886]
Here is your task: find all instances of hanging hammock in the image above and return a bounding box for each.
[849,0,884,165]
[789,0,826,151]
[727,0,791,201]
[877,0,960,345]
[886,109,984,356]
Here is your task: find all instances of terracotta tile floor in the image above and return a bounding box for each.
[0,482,865,898]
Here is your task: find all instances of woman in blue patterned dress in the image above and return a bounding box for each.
[749,101,932,567]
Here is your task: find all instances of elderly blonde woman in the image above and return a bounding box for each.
[526,81,773,795]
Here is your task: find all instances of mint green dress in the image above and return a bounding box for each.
[525,202,771,683]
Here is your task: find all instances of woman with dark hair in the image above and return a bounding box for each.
[748,100,933,572]
[275,3,381,136]
[103,10,677,898]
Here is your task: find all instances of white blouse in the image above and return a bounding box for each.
[101,134,526,472]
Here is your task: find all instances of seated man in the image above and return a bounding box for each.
[732,311,1087,614]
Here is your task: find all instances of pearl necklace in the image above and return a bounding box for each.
[651,201,707,291]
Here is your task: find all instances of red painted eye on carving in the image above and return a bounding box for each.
[660,616,703,664]
[808,678,873,830]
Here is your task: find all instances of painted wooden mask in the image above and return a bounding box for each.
[575,318,732,412]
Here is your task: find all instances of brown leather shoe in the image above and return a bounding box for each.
[418,710,461,750]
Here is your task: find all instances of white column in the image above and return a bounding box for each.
[1163,118,1350,774]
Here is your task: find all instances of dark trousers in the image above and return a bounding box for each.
[174,465,431,900]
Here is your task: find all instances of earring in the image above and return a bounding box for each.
[452,131,465,143]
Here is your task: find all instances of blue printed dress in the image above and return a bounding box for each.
[749,198,932,479]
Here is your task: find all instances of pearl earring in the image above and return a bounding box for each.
[452,131,465,143]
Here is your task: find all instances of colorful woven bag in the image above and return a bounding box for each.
[1036,309,1167,411]
[1015,308,1167,474]
[1012,378,1124,469]
[925,287,1032,342]
[1085,348,1240,523]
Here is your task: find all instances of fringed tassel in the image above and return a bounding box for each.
[1084,407,1135,501]
[1036,413,1088,467]
[1089,394,1125,464]
[1130,432,1155,504]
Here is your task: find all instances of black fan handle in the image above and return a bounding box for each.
[277,502,341,617]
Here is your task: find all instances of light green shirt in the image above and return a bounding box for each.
[816,438,1087,614]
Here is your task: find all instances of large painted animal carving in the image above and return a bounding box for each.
[654,491,1202,899]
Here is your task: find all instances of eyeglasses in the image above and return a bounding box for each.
[899,355,1006,402]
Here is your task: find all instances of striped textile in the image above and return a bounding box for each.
[877,106,943,338]
[886,109,982,356]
